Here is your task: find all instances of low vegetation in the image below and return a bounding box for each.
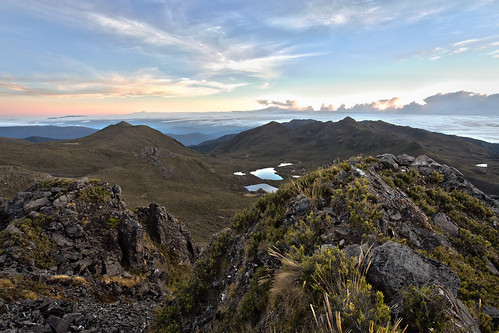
[153,155,498,332]
[0,214,56,269]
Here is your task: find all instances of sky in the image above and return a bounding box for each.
[0,0,499,116]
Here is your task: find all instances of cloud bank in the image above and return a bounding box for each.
[258,92,499,115]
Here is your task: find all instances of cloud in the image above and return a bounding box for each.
[0,69,248,99]
[256,99,314,111]
[205,53,321,79]
[409,36,499,60]
[454,39,479,47]
[373,97,402,110]
[260,82,271,89]
[86,13,217,58]
[320,104,335,111]
[420,91,499,115]
[270,0,453,30]
[329,91,499,115]
[1,1,316,82]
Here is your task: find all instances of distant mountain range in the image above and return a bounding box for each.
[0,125,217,146]
[0,125,97,140]
[192,117,499,195]
[1,118,498,244]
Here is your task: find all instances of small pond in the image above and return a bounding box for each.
[233,171,246,175]
[245,184,278,193]
[250,167,283,180]
[278,162,293,167]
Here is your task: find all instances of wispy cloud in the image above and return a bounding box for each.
[407,35,499,60]
[1,1,313,82]
[205,53,321,79]
[0,69,248,98]
[86,13,214,56]
[454,39,480,47]
[270,0,452,30]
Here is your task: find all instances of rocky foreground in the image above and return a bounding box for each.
[154,154,499,332]
[1,154,498,333]
[0,178,197,332]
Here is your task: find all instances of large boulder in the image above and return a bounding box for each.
[366,242,460,300]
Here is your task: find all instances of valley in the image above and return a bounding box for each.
[1,118,498,244]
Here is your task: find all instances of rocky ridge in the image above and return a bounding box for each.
[0,178,198,332]
[155,154,499,332]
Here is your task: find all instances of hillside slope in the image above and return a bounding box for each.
[202,118,499,196]
[155,154,499,332]
[0,122,253,242]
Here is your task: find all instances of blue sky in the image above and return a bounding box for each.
[0,0,498,115]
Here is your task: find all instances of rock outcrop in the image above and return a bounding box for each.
[0,177,198,332]
[366,241,460,301]
[135,203,198,264]
[154,154,498,332]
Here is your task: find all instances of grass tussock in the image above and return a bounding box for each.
[269,246,406,333]
[0,276,52,302]
[49,274,88,286]
[101,274,146,288]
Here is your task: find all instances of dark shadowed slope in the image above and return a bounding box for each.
[203,117,499,195]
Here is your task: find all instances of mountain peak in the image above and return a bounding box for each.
[113,121,133,127]
[338,116,357,124]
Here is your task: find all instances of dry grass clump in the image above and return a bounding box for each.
[49,274,88,286]
[101,274,146,288]
[0,276,52,302]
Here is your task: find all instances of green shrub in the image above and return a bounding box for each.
[107,217,121,229]
[78,186,111,203]
[428,171,444,184]
[154,230,235,330]
[394,169,418,188]
[401,284,450,333]
[35,177,75,189]
[234,267,272,326]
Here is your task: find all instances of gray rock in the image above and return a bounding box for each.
[483,305,499,328]
[342,244,361,259]
[448,292,481,333]
[103,257,123,276]
[291,196,313,216]
[377,153,399,171]
[432,213,459,238]
[366,242,460,301]
[51,233,72,247]
[135,203,199,264]
[23,197,50,212]
[117,215,145,268]
[411,155,433,167]
[396,154,415,166]
[487,262,499,276]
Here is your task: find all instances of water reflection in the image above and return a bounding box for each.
[245,184,278,193]
[250,167,283,180]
